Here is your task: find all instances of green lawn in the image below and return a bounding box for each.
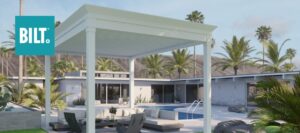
[0,129,46,133]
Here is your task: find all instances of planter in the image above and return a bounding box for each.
[0,111,41,131]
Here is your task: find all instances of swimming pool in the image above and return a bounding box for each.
[139,105,203,120]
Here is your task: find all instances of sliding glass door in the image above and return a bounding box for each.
[107,84,120,103]
[95,84,106,103]
[151,85,174,103]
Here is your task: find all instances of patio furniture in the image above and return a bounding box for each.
[49,122,69,131]
[118,98,123,105]
[46,5,215,133]
[64,112,85,133]
[96,120,116,128]
[116,113,145,133]
[214,120,253,133]
[142,109,184,132]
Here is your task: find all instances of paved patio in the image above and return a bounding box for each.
[44,105,255,133]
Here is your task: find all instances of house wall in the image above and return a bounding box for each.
[57,78,171,105]
[211,78,248,106]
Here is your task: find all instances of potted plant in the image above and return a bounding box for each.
[109,107,117,121]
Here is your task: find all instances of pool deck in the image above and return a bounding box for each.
[45,105,255,133]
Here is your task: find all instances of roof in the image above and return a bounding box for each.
[55,4,216,58]
[7,71,300,82]
[173,71,300,81]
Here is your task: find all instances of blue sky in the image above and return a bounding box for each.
[0,0,299,67]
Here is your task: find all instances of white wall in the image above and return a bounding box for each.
[134,81,152,102]
[56,74,297,106]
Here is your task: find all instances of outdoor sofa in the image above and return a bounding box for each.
[95,108,184,132]
[53,108,183,132]
[142,108,184,132]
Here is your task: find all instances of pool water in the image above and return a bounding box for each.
[140,105,203,120]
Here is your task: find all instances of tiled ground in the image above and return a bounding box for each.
[44,105,254,133]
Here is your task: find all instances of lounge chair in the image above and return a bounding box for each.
[116,113,145,133]
[64,112,85,133]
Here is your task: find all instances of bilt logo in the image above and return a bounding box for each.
[15,16,55,56]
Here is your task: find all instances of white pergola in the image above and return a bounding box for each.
[45,5,216,133]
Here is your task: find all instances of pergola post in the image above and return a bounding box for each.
[44,56,51,129]
[203,39,212,133]
[86,27,96,133]
[129,58,135,108]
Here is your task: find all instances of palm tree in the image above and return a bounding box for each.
[186,10,205,23]
[164,66,175,79]
[0,47,6,74]
[23,82,68,111]
[0,74,13,95]
[260,40,290,72]
[26,57,43,77]
[253,75,300,132]
[0,47,12,76]
[52,60,78,77]
[96,57,112,71]
[142,54,164,78]
[4,48,12,76]
[286,48,296,63]
[9,83,31,105]
[186,10,205,78]
[256,26,272,65]
[0,75,12,111]
[96,57,121,71]
[2,29,24,90]
[283,63,295,72]
[170,49,192,78]
[214,36,254,75]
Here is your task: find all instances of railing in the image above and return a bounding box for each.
[186,100,198,113]
[186,99,203,119]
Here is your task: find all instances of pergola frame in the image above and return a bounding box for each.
[45,5,216,133]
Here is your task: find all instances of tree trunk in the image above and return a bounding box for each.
[81,55,84,69]
[262,46,265,65]
[19,56,23,90]
[24,56,27,77]
[178,69,181,79]
[1,57,3,74]
[234,66,238,75]
[193,46,196,78]
[6,58,8,76]
[57,54,61,61]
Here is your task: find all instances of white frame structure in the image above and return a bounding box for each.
[45,5,216,133]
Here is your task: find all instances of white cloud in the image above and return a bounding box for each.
[233,16,292,38]
[294,57,300,69]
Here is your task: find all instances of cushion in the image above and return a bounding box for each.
[143,109,152,117]
[150,109,160,118]
[122,109,130,116]
[115,109,123,117]
[136,108,144,113]
[159,110,178,120]
[145,118,181,125]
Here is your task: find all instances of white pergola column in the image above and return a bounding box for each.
[129,58,135,108]
[203,40,212,133]
[44,56,51,129]
[86,27,96,133]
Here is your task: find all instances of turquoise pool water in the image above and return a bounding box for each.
[140,105,203,120]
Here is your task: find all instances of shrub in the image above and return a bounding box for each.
[72,97,85,106]
[253,75,300,132]
[109,107,117,114]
